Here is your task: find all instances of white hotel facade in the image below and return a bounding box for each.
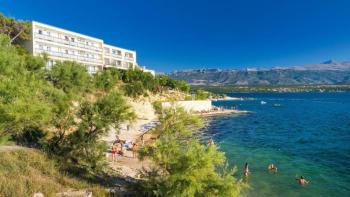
[24,21,154,75]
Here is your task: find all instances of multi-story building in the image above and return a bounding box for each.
[24,21,154,75]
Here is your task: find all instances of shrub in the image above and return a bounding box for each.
[123,81,144,97]
[47,61,92,95]
[138,107,246,196]
[94,68,120,91]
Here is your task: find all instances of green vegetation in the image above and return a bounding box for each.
[118,69,190,97]
[195,89,211,100]
[0,12,31,45]
[138,107,246,196]
[0,149,107,197]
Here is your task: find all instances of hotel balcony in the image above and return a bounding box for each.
[105,52,123,60]
[34,33,103,53]
[124,56,134,61]
[35,47,103,64]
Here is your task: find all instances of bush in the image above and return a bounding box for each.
[138,107,246,196]
[47,61,92,95]
[52,91,135,173]
[123,81,144,97]
[94,68,120,91]
[195,89,210,100]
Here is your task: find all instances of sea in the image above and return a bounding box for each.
[204,92,350,197]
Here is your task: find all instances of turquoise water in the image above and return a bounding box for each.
[205,93,350,197]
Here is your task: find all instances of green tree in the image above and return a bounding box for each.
[139,108,245,197]
[176,80,190,92]
[123,81,144,97]
[93,68,120,91]
[0,34,55,138]
[0,13,31,45]
[47,61,92,95]
[195,89,210,100]
[55,91,135,172]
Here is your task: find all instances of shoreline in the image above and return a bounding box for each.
[199,109,250,117]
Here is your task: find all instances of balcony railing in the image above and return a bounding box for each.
[124,56,134,61]
[34,33,103,53]
[35,48,103,64]
[105,53,123,59]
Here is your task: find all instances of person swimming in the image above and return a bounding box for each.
[244,162,249,177]
[208,138,214,146]
[268,164,278,172]
[297,176,309,186]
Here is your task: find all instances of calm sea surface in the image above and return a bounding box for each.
[205,93,350,197]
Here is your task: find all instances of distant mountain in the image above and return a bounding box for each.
[169,61,350,85]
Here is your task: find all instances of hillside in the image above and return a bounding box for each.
[169,61,350,85]
[0,148,107,197]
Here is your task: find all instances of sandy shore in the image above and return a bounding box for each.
[102,98,158,178]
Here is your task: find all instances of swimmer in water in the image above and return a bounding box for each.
[268,164,278,172]
[208,138,214,146]
[244,162,249,177]
[297,176,309,186]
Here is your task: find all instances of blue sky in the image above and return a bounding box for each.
[1,0,350,72]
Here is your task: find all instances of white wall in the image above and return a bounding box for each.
[162,100,212,112]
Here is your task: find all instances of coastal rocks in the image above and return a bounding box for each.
[33,193,44,197]
[56,190,92,197]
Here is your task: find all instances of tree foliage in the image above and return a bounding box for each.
[93,68,120,91]
[53,91,135,172]
[47,61,92,95]
[0,13,31,45]
[195,89,211,100]
[0,34,57,137]
[139,108,246,197]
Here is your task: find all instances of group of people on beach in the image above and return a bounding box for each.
[110,137,138,162]
[208,138,309,186]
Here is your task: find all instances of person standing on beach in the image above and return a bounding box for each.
[111,144,117,162]
[132,143,138,158]
[141,135,144,146]
[244,162,249,177]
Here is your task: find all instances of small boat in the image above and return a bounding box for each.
[273,104,282,107]
[261,101,267,105]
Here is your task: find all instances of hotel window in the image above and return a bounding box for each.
[65,36,69,41]
[38,30,42,34]
[47,46,51,51]
[71,37,75,42]
[65,49,68,54]
[104,58,110,64]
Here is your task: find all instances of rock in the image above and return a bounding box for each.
[56,190,92,197]
[33,193,45,197]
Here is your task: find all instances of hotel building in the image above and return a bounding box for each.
[24,21,154,75]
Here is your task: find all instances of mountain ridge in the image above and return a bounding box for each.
[169,60,350,85]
